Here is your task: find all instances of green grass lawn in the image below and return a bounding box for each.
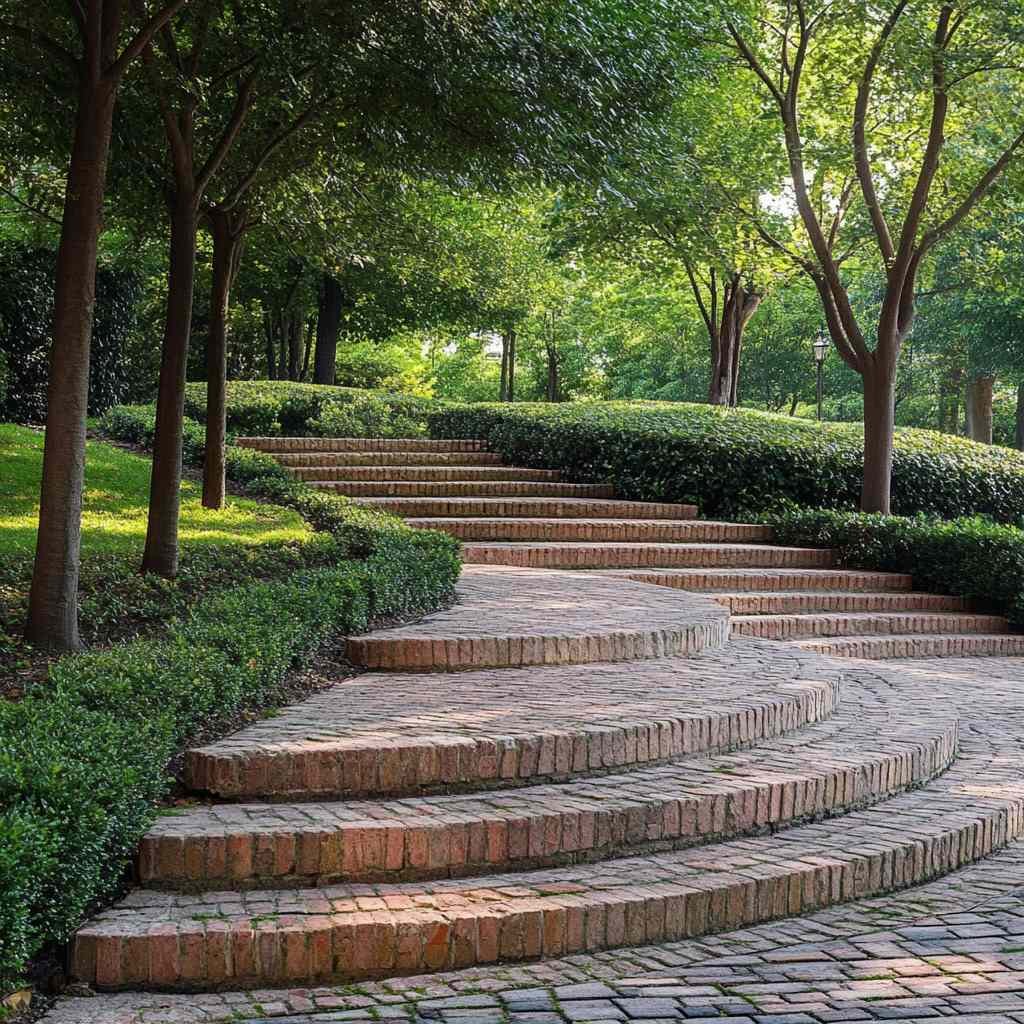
[0,422,310,557]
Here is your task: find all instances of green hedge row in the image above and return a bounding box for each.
[181,380,439,438]
[767,508,1024,625]
[429,401,1024,522]
[2,408,460,990]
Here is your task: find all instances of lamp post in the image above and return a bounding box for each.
[813,327,829,422]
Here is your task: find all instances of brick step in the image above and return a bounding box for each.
[597,568,915,592]
[185,645,842,800]
[140,710,956,891]
[406,518,773,544]
[287,466,563,483]
[237,437,488,453]
[713,591,968,614]
[273,451,505,467]
[461,542,836,571]
[351,497,699,519]
[310,481,615,498]
[346,566,728,671]
[732,611,1010,641]
[794,633,1024,659]
[73,742,1024,990]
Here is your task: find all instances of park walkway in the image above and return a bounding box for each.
[46,439,1024,1022]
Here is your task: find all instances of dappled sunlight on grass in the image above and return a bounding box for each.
[0,423,310,557]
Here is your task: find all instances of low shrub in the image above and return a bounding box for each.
[430,401,1024,522]
[767,507,1024,624]
[0,529,458,989]
[2,403,461,989]
[182,380,438,437]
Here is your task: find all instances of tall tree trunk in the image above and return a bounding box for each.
[938,364,963,434]
[300,316,313,381]
[314,275,343,384]
[25,78,118,652]
[708,277,761,407]
[499,329,517,402]
[202,208,245,510]
[967,374,995,444]
[1016,382,1024,452]
[263,312,277,379]
[142,193,198,576]
[287,309,302,380]
[861,358,897,514]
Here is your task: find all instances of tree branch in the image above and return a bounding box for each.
[195,70,258,196]
[0,21,78,69]
[108,0,194,81]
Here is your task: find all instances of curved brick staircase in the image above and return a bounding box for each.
[68,437,1024,994]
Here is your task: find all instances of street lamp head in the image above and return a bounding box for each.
[813,327,830,364]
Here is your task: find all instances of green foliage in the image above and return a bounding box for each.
[430,401,1024,522]
[181,381,438,437]
[766,508,1024,625]
[0,245,139,422]
[0,523,458,990]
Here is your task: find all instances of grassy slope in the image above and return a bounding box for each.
[0,423,310,557]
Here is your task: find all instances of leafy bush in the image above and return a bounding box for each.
[0,244,139,422]
[430,401,1024,522]
[0,526,458,990]
[2,403,461,988]
[766,507,1024,624]
[182,380,438,437]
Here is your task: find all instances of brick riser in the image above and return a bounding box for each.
[275,452,504,466]
[462,543,836,571]
[313,481,615,498]
[796,635,1024,659]
[732,611,1009,640]
[407,518,773,544]
[603,569,916,592]
[289,466,563,482]
[237,437,487,452]
[141,723,956,891]
[715,592,967,614]
[353,497,699,519]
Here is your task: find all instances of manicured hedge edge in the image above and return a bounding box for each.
[181,380,439,438]
[1,408,460,990]
[428,401,1024,522]
[766,508,1024,625]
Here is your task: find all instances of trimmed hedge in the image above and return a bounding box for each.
[429,401,1024,522]
[2,409,460,990]
[767,508,1024,625]
[181,380,439,438]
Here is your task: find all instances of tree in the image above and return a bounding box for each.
[1,1,190,651]
[726,2,1024,511]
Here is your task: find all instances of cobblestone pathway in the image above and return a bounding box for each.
[40,440,1024,1022]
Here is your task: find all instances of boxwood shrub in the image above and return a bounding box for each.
[429,401,1024,522]
[3,407,461,991]
[182,380,439,437]
[767,508,1024,624]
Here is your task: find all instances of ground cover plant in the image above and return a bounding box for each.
[430,401,1024,523]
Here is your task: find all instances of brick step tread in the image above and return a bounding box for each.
[597,568,915,592]
[72,745,1024,990]
[461,542,836,571]
[185,641,842,799]
[311,482,615,498]
[793,634,1024,659]
[141,708,956,890]
[236,438,488,453]
[273,452,505,466]
[287,466,564,482]
[406,518,773,543]
[346,566,728,671]
[713,591,967,614]
[351,497,698,519]
[733,611,1009,640]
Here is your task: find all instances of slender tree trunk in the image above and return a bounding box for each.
[708,278,761,408]
[277,319,287,382]
[314,275,343,384]
[499,333,509,401]
[287,309,302,380]
[1016,382,1024,452]
[499,330,517,401]
[202,209,245,510]
[300,317,313,381]
[263,312,276,379]
[938,364,963,434]
[861,358,897,514]
[507,329,516,402]
[143,192,199,576]
[25,78,118,652]
[545,341,560,401]
[967,374,995,444]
